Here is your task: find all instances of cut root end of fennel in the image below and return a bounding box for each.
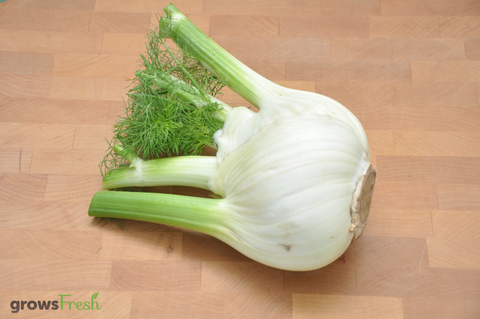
[350,164,376,241]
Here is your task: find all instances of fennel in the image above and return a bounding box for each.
[89,4,376,271]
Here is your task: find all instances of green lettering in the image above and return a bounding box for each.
[84,301,91,310]
[76,301,83,310]
[92,300,102,310]
[68,301,75,310]
[91,292,102,310]
[58,295,71,310]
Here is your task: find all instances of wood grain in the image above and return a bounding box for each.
[0,148,33,174]
[131,291,223,319]
[388,106,480,131]
[0,260,112,291]
[440,17,480,38]
[371,181,438,209]
[432,210,480,239]
[210,15,279,37]
[403,298,480,319]
[52,54,138,78]
[465,38,480,59]
[72,125,113,149]
[0,0,96,11]
[89,12,151,33]
[99,231,183,261]
[280,16,369,37]
[330,38,393,60]
[0,174,47,201]
[0,51,54,75]
[0,29,103,54]
[201,262,284,294]
[0,74,51,98]
[0,123,75,148]
[369,17,440,37]
[394,82,478,107]
[101,33,149,56]
[48,76,97,100]
[392,38,465,60]
[110,260,202,291]
[29,149,105,176]
[203,0,321,15]
[286,60,411,82]
[0,229,102,260]
[224,293,292,319]
[393,131,480,157]
[356,266,480,299]
[0,8,91,32]
[363,208,433,238]
[1,0,480,318]
[381,0,480,16]
[284,263,356,295]
[0,201,89,230]
[321,0,381,16]
[427,238,480,269]
[0,98,111,125]
[292,294,404,319]
[376,156,480,184]
[437,184,480,210]
[412,61,480,82]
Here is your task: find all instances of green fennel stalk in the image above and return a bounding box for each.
[102,144,217,190]
[160,5,265,107]
[89,190,227,236]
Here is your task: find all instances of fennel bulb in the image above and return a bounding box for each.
[89,4,376,271]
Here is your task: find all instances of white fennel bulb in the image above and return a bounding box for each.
[208,114,370,270]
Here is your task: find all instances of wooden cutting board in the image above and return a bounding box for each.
[1,0,480,318]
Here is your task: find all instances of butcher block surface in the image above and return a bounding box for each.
[1,0,480,318]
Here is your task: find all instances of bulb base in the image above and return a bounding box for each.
[350,164,376,241]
